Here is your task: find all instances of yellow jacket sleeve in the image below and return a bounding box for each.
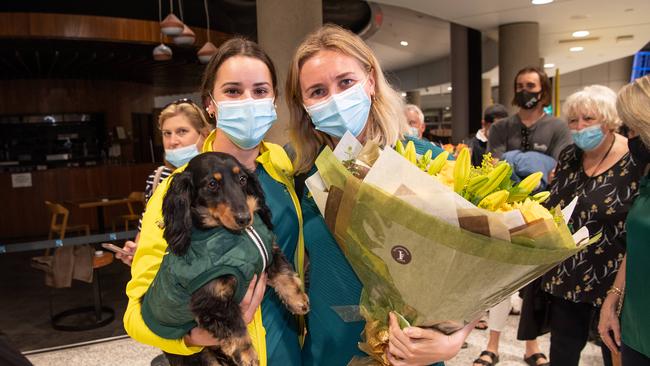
[123,168,267,362]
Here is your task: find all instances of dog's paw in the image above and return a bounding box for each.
[236,346,259,366]
[286,291,310,315]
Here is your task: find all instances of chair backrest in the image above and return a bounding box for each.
[44,201,69,239]
[126,192,145,215]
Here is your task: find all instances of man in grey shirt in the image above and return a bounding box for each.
[481,66,572,366]
[488,66,573,160]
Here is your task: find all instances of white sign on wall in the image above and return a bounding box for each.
[11,173,32,188]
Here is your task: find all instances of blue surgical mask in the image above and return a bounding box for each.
[304,79,371,138]
[407,126,419,137]
[213,97,277,150]
[165,143,200,167]
[572,124,605,151]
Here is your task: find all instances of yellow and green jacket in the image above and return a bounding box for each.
[124,131,305,364]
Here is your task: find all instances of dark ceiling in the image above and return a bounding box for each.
[0,1,371,88]
[0,38,206,89]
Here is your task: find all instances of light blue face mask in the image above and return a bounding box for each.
[213,97,277,150]
[406,126,419,137]
[304,79,372,138]
[165,143,200,168]
[572,124,605,151]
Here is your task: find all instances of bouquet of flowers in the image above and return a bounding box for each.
[306,133,597,366]
[442,142,468,158]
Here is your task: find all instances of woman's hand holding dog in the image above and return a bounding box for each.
[240,273,267,323]
[183,273,267,347]
[386,313,478,365]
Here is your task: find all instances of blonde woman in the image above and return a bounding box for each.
[117,99,211,265]
[287,24,471,366]
[540,85,643,366]
[599,75,650,365]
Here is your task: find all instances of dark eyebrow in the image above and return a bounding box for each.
[220,82,241,88]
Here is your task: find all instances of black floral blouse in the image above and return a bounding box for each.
[542,144,642,306]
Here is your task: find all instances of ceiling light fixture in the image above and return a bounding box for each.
[198,0,218,63]
[531,0,553,5]
[447,86,452,91]
[154,0,172,61]
[400,41,408,46]
[569,46,584,52]
[173,0,196,45]
[572,30,590,38]
[544,63,555,68]
[160,0,184,36]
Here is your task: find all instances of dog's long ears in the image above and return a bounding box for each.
[162,171,193,256]
[244,167,273,231]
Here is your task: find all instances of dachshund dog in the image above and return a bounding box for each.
[160,152,309,366]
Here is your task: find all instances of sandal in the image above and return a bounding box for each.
[474,319,488,330]
[473,350,499,366]
[524,353,549,366]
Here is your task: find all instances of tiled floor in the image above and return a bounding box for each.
[25,313,605,366]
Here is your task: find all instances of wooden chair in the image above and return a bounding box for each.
[44,201,90,255]
[112,191,145,231]
[45,201,91,240]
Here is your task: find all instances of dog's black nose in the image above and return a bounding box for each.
[235,212,251,227]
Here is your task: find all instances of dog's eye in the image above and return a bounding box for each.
[239,175,247,186]
[208,179,218,190]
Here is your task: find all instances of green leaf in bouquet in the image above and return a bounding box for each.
[394,312,411,330]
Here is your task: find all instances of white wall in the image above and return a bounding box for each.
[557,56,633,105]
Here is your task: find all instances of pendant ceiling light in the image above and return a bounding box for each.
[161,0,184,36]
[153,43,173,61]
[174,25,196,45]
[154,0,172,61]
[198,0,218,63]
[173,0,195,45]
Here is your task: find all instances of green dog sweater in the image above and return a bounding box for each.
[141,214,274,339]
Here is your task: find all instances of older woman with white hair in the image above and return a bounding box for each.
[540,85,643,366]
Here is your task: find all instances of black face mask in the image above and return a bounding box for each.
[628,135,650,166]
[515,91,541,110]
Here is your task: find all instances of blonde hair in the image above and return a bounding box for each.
[158,100,212,136]
[286,24,408,174]
[563,85,621,131]
[617,75,650,146]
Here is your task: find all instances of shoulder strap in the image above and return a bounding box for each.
[151,166,166,194]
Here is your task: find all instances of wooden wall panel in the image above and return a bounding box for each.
[0,13,228,46]
[0,164,157,241]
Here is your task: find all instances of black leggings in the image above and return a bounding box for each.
[622,343,650,366]
[549,296,612,366]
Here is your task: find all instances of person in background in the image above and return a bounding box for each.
[405,103,426,139]
[488,66,573,161]
[123,37,305,366]
[469,104,508,166]
[403,103,448,155]
[487,67,573,366]
[115,99,212,366]
[599,75,650,365]
[541,85,642,366]
[115,99,212,266]
[286,24,473,366]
